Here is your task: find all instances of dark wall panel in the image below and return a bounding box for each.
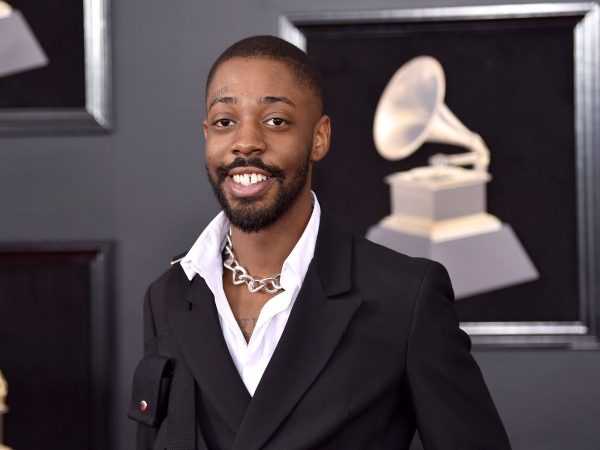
[0,247,110,450]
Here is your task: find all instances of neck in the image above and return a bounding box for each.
[229,188,313,277]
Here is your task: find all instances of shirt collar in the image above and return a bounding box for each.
[180,192,321,290]
[180,210,228,281]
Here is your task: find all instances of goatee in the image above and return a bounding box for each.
[207,155,310,233]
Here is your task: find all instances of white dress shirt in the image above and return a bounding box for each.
[180,193,321,396]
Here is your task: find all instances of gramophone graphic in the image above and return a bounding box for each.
[0,1,48,78]
[366,56,538,299]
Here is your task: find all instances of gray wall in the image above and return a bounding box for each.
[0,0,598,449]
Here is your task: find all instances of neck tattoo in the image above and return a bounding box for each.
[223,229,284,294]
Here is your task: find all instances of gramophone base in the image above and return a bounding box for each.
[366,223,538,299]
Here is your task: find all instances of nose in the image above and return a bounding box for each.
[231,121,266,157]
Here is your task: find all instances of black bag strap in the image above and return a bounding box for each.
[165,270,198,450]
[167,354,196,450]
[128,355,173,427]
[130,267,198,449]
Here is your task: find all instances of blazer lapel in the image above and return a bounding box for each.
[232,213,362,450]
[169,275,251,435]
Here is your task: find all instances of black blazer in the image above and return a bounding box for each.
[135,211,511,450]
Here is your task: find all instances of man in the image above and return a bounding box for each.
[129,35,511,450]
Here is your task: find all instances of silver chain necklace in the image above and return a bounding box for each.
[223,230,283,294]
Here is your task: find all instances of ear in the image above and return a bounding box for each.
[311,115,331,162]
[203,119,208,140]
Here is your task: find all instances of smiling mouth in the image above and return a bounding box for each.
[231,173,270,186]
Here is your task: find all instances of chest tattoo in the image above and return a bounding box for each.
[236,317,258,342]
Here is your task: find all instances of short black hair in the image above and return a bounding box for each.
[205,35,323,113]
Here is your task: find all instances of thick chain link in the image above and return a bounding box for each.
[223,233,283,294]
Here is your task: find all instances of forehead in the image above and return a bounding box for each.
[207,57,313,106]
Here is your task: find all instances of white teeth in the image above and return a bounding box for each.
[232,173,268,186]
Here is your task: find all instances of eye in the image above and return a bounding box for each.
[265,117,288,127]
[214,118,235,128]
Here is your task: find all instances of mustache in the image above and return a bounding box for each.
[215,157,285,183]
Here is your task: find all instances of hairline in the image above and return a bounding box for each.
[205,55,323,115]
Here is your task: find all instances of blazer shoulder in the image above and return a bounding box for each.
[352,230,436,277]
[147,261,188,295]
[318,208,439,291]
[145,262,191,329]
[350,231,454,317]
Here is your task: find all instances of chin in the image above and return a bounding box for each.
[225,205,281,233]
[208,158,311,233]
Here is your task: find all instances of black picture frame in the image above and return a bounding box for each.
[0,0,112,134]
[0,242,113,450]
[280,3,600,348]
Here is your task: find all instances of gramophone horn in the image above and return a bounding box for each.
[373,55,489,171]
[0,1,11,19]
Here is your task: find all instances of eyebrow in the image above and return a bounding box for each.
[208,96,237,110]
[208,95,296,110]
[258,96,296,108]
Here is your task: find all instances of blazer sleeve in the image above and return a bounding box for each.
[405,260,511,450]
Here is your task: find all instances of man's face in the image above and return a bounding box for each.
[203,57,329,233]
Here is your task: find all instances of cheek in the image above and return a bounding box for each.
[204,154,223,183]
[204,148,215,168]
[204,138,224,165]
[276,133,313,162]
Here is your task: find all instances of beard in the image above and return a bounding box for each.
[207,153,310,233]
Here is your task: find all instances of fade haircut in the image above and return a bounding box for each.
[205,35,323,114]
